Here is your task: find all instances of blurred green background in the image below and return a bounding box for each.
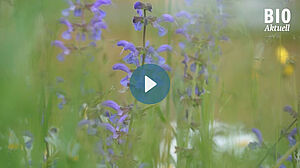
[0,0,299,167]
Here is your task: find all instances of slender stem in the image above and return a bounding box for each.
[257,118,298,167]
[142,9,147,65]
[273,141,300,168]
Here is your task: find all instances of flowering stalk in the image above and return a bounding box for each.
[142,9,147,65]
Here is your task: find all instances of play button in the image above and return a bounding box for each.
[130,64,170,104]
[145,76,157,93]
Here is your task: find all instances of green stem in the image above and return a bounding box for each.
[257,118,298,167]
[142,9,147,65]
[273,141,300,168]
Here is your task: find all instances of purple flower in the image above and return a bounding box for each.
[109,113,118,124]
[279,164,286,168]
[134,21,143,31]
[118,114,128,124]
[221,35,229,41]
[113,63,132,87]
[190,63,196,72]
[123,52,140,67]
[117,40,140,66]
[56,76,64,83]
[134,1,144,9]
[144,45,169,66]
[57,93,66,109]
[56,53,65,62]
[137,9,143,16]
[60,18,73,40]
[134,1,152,12]
[159,64,171,71]
[283,105,297,118]
[91,29,102,41]
[78,120,91,126]
[52,40,70,55]
[117,40,137,52]
[120,76,130,86]
[23,131,33,149]
[132,9,144,31]
[112,63,131,73]
[283,105,293,113]
[74,8,82,17]
[179,42,185,49]
[90,0,111,21]
[92,0,112,9]
[288,128,297,146]
[158,14,175,23]
[157,44,172,53]
[252,128,263,145]
[61,0,75,16]
[102,123,119,139]
[153,22,167,36]
[182,53,189,77]
[102,100,123,116]
[176,11,192,19]
[176,28,190,40]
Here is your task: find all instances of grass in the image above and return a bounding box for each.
[0,0,299,167]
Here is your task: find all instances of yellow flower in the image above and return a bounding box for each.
[8,129,19,150]
[284,64,294,76]
[276,45,289,64]
[8,144,19,150]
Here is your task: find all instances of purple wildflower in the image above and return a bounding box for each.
[112,63,131,73]
[102,123,119,139]
[134,1,144,9]
[61,0,75,17]
[134,21,143,31]
[123,52,140,67]
[60,18,73,40]
[56,76,64,83]
[117,40,140,66]
[176,11,192,19]
[91,0,112,14]
[102,100,123,116]
[190,63,196,72]
[160,64,172,71]
[118,114,128,124]
[117,40,137,52]
[57,93,66,109]
[283,105,297,118]
[182,53,189,77]
[279,164,286,168]
[112,63,132,86]
[283,105,293,113]
[158,14,175,23]
[288,128,297,146]
[74,8,82,17]
[152,22,167,36]
[78,120,91,127]
[252,128,263,145]
[134,1,152,12]
[52,40,70,55]
[157,44,172,53]
[179,42,186,50]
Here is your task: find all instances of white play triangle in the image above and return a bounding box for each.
[145,75,157,93]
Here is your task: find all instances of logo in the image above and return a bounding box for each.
[264,8,291,32]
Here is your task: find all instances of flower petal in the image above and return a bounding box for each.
[102,100,123,115]
[157,44,172,53]
[112,63,130,73]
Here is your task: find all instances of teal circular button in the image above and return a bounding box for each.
[130,64,170,104]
